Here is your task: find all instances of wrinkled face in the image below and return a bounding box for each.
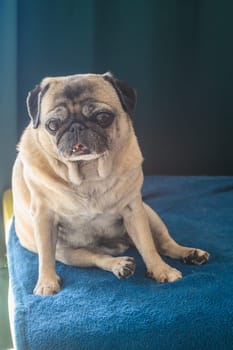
[47,100,113,161]
[42,78,118,161]
[27,73,137,162]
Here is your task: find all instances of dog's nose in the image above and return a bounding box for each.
[69,122,85,134]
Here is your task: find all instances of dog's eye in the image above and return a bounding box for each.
[95,112,114,128]
[46,119,61,133]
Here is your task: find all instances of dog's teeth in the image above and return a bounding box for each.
[72,144,84,153]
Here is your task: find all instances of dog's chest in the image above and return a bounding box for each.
[55,178,131,249]
[58,211,125,249]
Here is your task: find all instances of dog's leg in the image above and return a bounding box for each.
[122,198,182,283]
[143,202,209,265]
[56,245,136,279]
[32,205,61,296]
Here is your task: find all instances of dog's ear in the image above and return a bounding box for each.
[26,83,49,128]
[103,72,137,118]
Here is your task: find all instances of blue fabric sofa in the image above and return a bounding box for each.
[7,176,233,349]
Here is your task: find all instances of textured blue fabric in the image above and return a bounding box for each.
[7,176,233,350]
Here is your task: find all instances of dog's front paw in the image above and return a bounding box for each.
[33,274,61,296]
[183,249,210,265]
[112,256,136,279]
[147,264,182,283]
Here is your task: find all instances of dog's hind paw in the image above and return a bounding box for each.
[183,249,210,265]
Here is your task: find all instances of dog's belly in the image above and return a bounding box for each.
[57,213,131,254]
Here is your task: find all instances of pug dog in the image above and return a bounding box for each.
[12,72,209,295]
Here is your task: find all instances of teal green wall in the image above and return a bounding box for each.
[94,0,233,175]
[0,1,17,253]
[0,2,17,348]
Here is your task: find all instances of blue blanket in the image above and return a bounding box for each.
[7,176,233,350]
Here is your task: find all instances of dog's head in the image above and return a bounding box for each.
[27,73,137,162]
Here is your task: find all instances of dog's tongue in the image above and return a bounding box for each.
[72,143,88,154]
